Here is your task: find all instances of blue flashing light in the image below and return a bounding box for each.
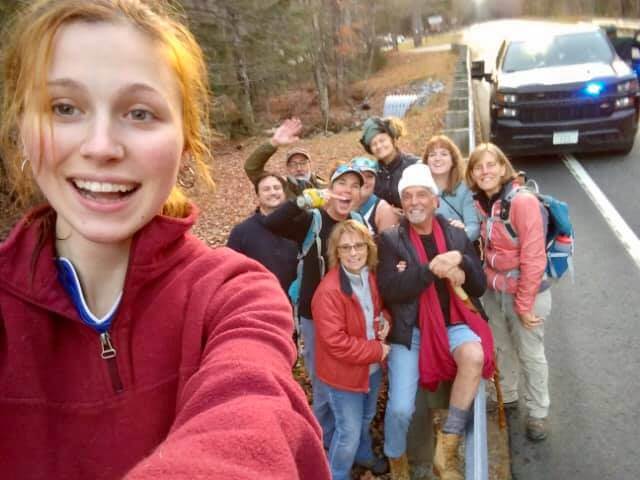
[584,82,604,96]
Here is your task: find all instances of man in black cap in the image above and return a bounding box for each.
[245,117,326,199]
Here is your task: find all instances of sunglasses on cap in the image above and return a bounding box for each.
[330,163,365,186]
[350,157,379,173]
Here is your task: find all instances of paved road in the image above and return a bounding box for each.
[465,20,640,480]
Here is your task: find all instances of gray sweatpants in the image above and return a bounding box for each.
[483,289,552,419]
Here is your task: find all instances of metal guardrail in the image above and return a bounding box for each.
[380,44,488,479]
[466,381,488,479]
[467,46,477,153]
[462,43,487,480]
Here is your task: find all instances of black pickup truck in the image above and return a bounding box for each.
[472,24,639,156]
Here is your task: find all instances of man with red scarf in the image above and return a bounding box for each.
[377,163,494,480]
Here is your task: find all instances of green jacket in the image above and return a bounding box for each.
[244,142,327,200]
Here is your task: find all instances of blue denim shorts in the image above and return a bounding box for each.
[447,324,481,352]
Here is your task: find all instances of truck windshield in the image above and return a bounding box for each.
[502,31,613,72]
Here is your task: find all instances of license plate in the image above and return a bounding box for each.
[553,130,579,145]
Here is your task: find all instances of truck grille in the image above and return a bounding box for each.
[518,91,574,101]
[518,102,613,123]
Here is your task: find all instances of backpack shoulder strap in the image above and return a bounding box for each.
[349,210,365,225]
[440,193,464,221]
[289,209,324,306]
[499,185,530,240]
[300,208,322,258]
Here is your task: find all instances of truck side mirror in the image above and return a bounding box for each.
[471,60,487,80]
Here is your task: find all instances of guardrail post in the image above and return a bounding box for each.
[388,42,486,480]
[465,381,489,479]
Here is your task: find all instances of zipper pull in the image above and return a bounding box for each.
[100,331,117,359]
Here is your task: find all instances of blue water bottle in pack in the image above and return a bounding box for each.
[547,234,573,279]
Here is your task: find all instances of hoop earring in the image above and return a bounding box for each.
[177,156,196,189]
[20,158,29,172]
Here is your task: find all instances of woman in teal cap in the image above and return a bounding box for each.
[351,156,400,235]
[359,117,420,208]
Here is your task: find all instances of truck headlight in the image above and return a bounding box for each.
[496,92,517,103]
[617,79,639,93]
[497,107,518,118]
[615,96,633,108]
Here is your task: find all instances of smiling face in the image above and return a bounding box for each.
[426,146,453,178]
[337,231,368,274]
[400,186,438,227]
[286,153,311,181]
[256,175,285,214]
[326,172,362,220]
[369,132,396,163]
[470,151,506,197]
[23,20,185,247]
[360,171,376,202]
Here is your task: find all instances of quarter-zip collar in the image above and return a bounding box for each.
[0,203,199,326]
[474,181,512,216]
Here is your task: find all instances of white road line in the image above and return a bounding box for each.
[562,154,640,270]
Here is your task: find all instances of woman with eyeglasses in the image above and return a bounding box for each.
[423,134,480,242]
[359,116,420,209]
[264,162,364,449]
[351,156,400,236]
[311,220,391,480]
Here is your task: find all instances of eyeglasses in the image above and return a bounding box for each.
[288,159,310,168]
[337,242,367,254]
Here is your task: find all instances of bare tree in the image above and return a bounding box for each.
[411,0,424,47]
[307,0,331,131]
[333,0,352,104]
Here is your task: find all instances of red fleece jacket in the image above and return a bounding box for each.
[0,205,329,480]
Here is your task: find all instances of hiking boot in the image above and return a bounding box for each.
[486,398,519,414]
[433,430,463,480]
[356,456,389,476]
[526,416,549,442]
[388,453,410,480]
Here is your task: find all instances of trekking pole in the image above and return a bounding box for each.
[493,362,507,430]
[293,305,303,359]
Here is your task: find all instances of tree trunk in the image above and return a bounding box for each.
[226,7,255,134]
[412,0,423,48]
[310,2,330,131]
[333,0,346,105]
[365,1,378,77]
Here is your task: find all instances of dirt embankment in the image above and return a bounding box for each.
[190,49,457,246]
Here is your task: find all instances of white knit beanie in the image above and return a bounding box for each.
[398,163,439,197]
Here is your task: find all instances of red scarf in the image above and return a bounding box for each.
[409,219,495,391]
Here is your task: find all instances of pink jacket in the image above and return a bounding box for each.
[477,185,547,314]
[0,205,329,480]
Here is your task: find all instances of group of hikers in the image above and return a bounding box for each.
[228,114,554,480]
[0,1,555,479]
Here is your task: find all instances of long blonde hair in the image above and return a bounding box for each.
[0,0,214,217]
